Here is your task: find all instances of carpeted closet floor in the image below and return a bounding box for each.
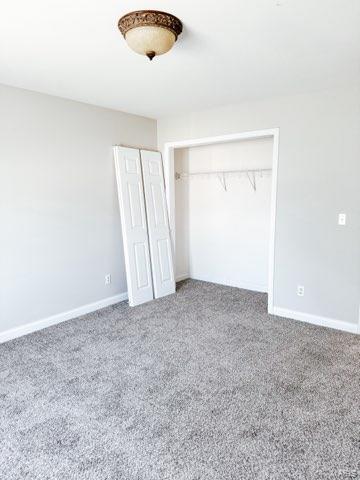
[1,279,359,479]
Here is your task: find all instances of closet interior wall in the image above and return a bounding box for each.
[175,138,273,292]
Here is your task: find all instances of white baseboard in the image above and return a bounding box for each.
[176,273,190,282]
[189,275,268,293]
[3,291,357,344]
[0,292,128,344]
[272,306,359,334]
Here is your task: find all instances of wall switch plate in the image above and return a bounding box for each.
[297,285,305,297]
[105,274,111,285]
[338,213,346,225]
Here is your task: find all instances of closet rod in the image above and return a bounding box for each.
[175,168,272,179]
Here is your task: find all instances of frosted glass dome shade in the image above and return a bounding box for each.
[125,26,176,60]
[118,10,183,61]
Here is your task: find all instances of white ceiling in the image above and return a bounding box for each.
[0,1,359,118]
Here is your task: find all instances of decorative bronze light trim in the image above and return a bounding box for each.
[118,10,183,40]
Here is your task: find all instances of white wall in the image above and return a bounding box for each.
[158,87,360,327]
[0,84,157,335]
[175,138,273,291]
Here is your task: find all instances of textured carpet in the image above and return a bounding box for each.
[0,280,359,480]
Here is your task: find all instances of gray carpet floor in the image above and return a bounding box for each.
[0,280,359,480]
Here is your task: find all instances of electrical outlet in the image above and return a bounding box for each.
[338,213,346,226]
[297,285,304,297]
[105,274,111,285]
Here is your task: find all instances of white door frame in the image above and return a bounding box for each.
[163,128,280,314]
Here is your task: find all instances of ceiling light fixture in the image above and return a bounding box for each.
[118,10,183,61]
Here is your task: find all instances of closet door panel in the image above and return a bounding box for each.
[113,146,154,306]
[140,150,175,299]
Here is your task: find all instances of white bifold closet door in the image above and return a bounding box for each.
[114,146,154,306]
[140,149,175,299]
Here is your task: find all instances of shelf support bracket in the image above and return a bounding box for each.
[217,172,227,191]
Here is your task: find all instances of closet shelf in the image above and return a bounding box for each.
[175,168,271,178]
[175,168,272,192]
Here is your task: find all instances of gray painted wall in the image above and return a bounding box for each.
[1,84,359,335]
[157,87,360,326]
[0,84,157,333]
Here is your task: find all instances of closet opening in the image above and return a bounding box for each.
[164,129,279,313]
